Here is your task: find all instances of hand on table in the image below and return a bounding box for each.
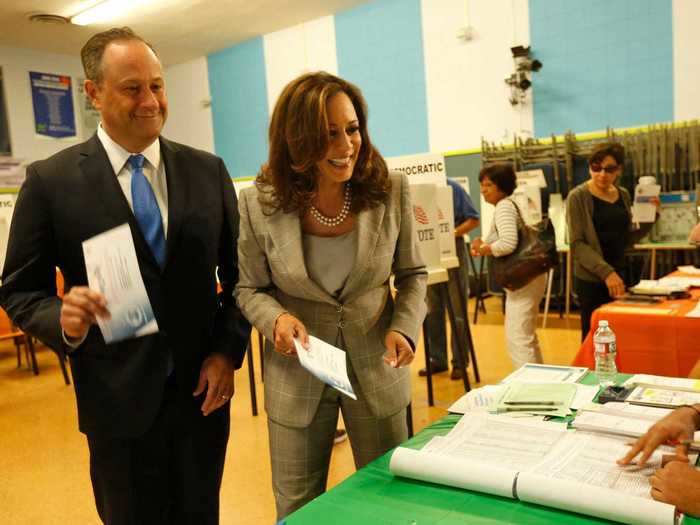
[618,406,699,466]
[649,460,700,517]
[604,271,625,298]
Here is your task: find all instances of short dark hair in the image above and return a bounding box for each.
[479,163,517,196]
[81,27,157,82]
[257,71,390,215]
[589,141,625,167]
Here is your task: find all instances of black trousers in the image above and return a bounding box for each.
[86,379,230,525]
[575,278,613,342]
[424,241,470,368]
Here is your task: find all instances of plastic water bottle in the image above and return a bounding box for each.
[593,320,617,386]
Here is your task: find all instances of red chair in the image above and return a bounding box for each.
[0,308,38,375]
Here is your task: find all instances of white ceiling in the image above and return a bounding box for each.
[0,0,370,66]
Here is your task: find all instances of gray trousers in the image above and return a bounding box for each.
[268,381,407,521]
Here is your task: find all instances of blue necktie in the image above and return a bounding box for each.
[128,154,166,267]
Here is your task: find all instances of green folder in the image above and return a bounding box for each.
[492,382,577,417]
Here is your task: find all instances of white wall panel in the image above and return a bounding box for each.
[421,0,533,152]
[673,0,700,121]
[263,16,338,116]
[163,57,215,153]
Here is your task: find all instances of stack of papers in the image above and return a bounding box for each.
[492,382,577,417]
[678,265,700,275]
[448,383,599,414]
[581,401,674,420]
[630,279,688,295]
[447,384,503,414]
[658,276,700,288]
[501,363,588,384]
[623,374,700,392]
[573,402,700,446]
[626,386,700,408]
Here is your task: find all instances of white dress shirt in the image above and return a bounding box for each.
[97,124,169,237]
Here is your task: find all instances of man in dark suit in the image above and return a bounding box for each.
[0,27,250,525]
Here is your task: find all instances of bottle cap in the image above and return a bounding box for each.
[598,320,608,327]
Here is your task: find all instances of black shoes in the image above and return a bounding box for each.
[418,362,465,381]
[418,360,448,376]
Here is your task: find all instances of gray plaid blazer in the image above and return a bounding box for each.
[235,171,427,428]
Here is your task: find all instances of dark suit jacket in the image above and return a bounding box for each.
[0,134,250,438]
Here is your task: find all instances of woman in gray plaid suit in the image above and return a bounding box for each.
[235,72,427,520]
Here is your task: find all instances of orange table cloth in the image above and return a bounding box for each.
[572,276,700,376]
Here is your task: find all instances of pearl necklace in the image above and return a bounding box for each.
[310,184,351,227]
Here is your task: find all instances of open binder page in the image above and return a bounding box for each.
[531,432,665,498]
[389,447,517,498]
[390,415,681,524]
[520,431,678,524]
[517,473,677,525]
[426,414,569,470]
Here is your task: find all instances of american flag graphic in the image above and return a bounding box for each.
[413,205,429,225]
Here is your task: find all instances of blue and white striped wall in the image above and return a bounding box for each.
[195,0,700,179]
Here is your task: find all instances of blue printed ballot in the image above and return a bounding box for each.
[294,335,357,400]
[82,224,159,343]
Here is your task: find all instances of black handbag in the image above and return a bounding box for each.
[491,201,559,291]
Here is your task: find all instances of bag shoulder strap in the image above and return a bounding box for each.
[494,197,525,235]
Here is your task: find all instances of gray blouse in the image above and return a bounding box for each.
[302,229,358,297]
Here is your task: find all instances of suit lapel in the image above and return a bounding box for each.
[160,138,184,268]
[78,134,160,270]
[266,208,334,304]
[339,201,385,301]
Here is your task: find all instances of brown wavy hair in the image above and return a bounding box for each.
[256,72,390,214]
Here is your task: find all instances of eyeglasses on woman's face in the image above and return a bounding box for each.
[589,163,620,174]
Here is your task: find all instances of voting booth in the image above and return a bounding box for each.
[387,153,478,397]
[387,152,458,272]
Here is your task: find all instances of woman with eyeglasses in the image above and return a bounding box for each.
[567,142,659,340]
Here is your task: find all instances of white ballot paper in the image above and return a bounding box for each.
[632,184,661,223]
[82,224,159,343]
[293,335,357,400]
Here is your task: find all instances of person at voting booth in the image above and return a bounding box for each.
[420,178,479,380]
[618,404,700,517]
[471,163,546,369]
[567,142,658,341]
[0,28,251,525]
[234,71,427,520]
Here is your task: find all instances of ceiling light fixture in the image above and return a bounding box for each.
[71,0,148,26]
[27,13,70,25]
